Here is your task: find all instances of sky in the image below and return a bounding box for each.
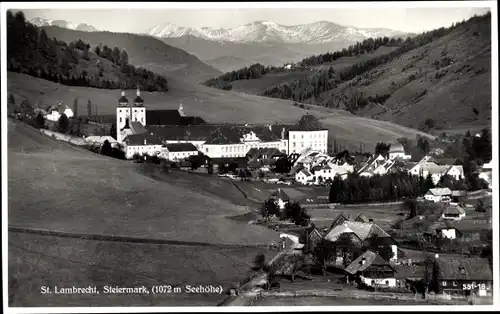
[18,6,491,34]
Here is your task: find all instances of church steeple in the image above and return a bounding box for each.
[118,90,128,106]
[134,86,144,106]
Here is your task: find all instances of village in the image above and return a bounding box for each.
[11,89,494,305]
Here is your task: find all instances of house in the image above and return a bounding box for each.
[246,147,285,170]
[432,255,493,297]
[444,165,464,181]
[423,221,463,240]
[357,154,389,177]
[284,115,329,154]
[424,187,452,203]
[441,205,466,220]
[345,250,398,288]
[450,190,467,203]
[268,188,291,210]
[165,143,199,161]
[295,169,314,185]
[388,143,411,160]
[354,214,371,223]
[324,219,399,262]
[329,212,351,229]
[123,133,165,159]
[84,135,119,148]
[45,102,74,122]
[478,161,493,188]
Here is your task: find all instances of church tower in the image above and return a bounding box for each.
[132,86,146,126]
[116,90,130,143]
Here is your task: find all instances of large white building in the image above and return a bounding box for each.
[114,91,328,160]
[45,102,74,122]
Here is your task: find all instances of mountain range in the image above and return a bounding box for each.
[30,17,412,71]
[143,20,410,44]
[30,17,98,32]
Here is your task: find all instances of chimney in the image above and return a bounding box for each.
[361,257,366,265]
[435,253,439,259]
[144,138,147,145]
[281,127,285,140]
[268,124,272,131]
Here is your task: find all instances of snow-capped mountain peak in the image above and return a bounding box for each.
[30,17,98,32]
[143,20,410,44]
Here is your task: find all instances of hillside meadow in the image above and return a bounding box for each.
[8,72,434,151]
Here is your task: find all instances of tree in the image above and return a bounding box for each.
[35,112,45,129]
[311,239,336,275]
[120,50,129,66]
[285,201,310,226]
[375,142,391,157]
[101,140,112,156]
[57,113,69,133]
[274,157,291,173]
[424,173,435,191]
[261,199,278,218]
[109,123,117,140]
[252,253,266,271]
[87,100,92,119]
[403,198,418,219]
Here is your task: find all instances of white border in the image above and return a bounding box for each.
[1,1,498,313]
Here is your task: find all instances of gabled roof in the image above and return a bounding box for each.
[130,121,148,135]
[329,212,351,229]
[165,143,198,152]
[204,125,281,145]
[389,143,405,153]
[442,205,466,216]
[298,169,313,177]
[269,189,290,201]
[451,190,467,197]
[345,250,395,275]
[324,221,390,243]
[426,187,452,196]
[147,125,215,141]
[354,214,370,223]
[125,133,163,146]
[290,114,327,131]
[436,256,492,281]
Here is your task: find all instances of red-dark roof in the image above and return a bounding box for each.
[165,143,198,152]
[125,133,163,146]
[146,110,182,125]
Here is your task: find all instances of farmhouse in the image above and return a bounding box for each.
[345,250,398,288]
[441,204,467,220]
[388,143,411,160]
[295,168,314,185]
[268,188,291,210]
[45,102,74,122]
[84,135,119,148]
[432,255,493,297]
[424,187,452,203]
[324,220,399,262]
[123,133,165,159]
[423,221,463,240]
[165,143,199,161]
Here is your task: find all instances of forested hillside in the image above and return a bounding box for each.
[7,10,168,92]
[205,12,492,131]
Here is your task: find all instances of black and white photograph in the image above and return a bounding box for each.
[2,1,498,311]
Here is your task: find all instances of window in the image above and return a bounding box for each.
[301,134,304,139]
[385,280,389,285]
[206,148,208,153]
[292,135,295,139]
[120,117,122,123]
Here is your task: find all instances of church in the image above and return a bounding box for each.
[115,89,328,160]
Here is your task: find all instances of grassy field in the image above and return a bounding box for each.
[8,72,434,152]
[7,118,283,306]
[8,232,276,306]
[8,119,278,245]
[233,181,330,203]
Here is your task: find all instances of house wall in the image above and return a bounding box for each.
[280,233,300,244]
[389,152,411,160]
[441,212,466,221]
[131,107,146,125]
[125,144,164,159]
[204,141,283,158]
[424,194,441,203]
[360,276,397,288]
[117,107,131,143]
[390,245,398,262]
[288,130,328,154]
[441,228,457,239]
[169,150,199,161]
